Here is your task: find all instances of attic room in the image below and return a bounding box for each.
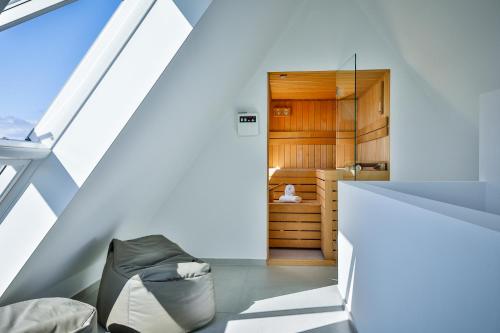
[0,0,499,333]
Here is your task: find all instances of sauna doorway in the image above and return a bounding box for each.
[267,66,391,265]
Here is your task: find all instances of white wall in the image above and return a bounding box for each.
[479,89,500,182]
[173,0,211,26]
[479,88,500,216]
[370,181,487,212]
[337,181,500,333]
[139,0,305,260]
[148,0,500,260]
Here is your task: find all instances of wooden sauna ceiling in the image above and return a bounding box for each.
[336,70,387,99]
[269,70,388,100]
[269,71,336,100]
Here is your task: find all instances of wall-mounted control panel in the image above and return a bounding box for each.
[237,112,259,136]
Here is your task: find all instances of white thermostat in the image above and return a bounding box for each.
[237,112,259,136]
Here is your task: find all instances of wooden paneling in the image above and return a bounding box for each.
[269,239,321,248]
[269,177,317,185]
[270,169,317,177]
[357,117,388,136]
[357,127,388,144]
[269,202,320,213]
[269,212,321,222]
[269,222,320,231]
[267,258,336,266]
[356,170,390,181]
[336,98,355,168]
[269,138,337,145]
[358,136,389,163]
[269,131,336,139]
[336,99,355,132]
[269,230,321,239]
[269,100,336,169]
[269,100,336,134]
[336,138,354,168]
[316,171,338,261]
[268,169,323,251]
[357,71,390,164]
[269,196,322,248]
[269,71,336,100]
[336,70,387,99]
[267,169,356,263]
[358,81,384,129]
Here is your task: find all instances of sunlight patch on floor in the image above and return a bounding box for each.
[241,285,341,314]
[226,310,349,333]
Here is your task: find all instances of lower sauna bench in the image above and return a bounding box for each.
[268,200,322,248]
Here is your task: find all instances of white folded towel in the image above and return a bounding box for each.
[278,184,302,203]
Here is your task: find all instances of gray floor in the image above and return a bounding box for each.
[269,248,325,260]
[74,262,355,333]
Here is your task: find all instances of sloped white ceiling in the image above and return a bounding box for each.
[355,0,500,114]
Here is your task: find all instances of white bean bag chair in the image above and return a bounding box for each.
[0,297,97,333]
[96,235,215,333]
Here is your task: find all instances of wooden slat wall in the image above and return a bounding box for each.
[357,72,390,164]
[269,100,336,169]
[315,170,354,263]
[316,170,336,261]
[336,99,355,168]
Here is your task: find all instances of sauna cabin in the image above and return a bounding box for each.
[267,70,390,265]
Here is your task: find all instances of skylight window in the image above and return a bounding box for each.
[6,0,26,7]
[0,0,120,141]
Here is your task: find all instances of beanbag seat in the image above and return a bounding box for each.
[0,297,97,333]
[96,235,215,333]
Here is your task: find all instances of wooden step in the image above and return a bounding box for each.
[269,222,321,231]
[269,200,321,213]
[269,239,321,248]
[269,213,321,222]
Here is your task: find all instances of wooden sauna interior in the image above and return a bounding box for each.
[267,70,390,265]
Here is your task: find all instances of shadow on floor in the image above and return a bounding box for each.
[74,263,355,333]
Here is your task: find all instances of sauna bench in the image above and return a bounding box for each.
[268,169,349,260]
[268,168,389,262]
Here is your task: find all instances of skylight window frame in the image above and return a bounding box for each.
[0,0,76,31]
[0,0,157,222]
[0,140,49,220]
[0,139,50,160]
[28,0,156,149]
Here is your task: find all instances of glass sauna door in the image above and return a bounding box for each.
[336,54,358,179]
[336,56,391,181]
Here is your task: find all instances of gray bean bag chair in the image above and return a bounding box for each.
[0,297,97,333]
[96,235,215,333]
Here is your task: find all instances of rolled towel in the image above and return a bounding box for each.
[278,184,302,203]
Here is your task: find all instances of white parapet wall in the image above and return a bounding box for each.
[338,181,500,333]
[480,89,500,215]
[480,89,500,182]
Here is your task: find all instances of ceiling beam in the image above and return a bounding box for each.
[0,0,77,32]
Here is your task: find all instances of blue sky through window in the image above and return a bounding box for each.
[0,0,121,141]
